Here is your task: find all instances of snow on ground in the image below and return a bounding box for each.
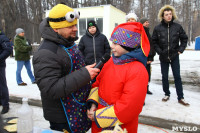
[186,41,195,50]
[142,82,200,124]
[2,49,200,132]
[142,50,200,125]
[1,103,181,133]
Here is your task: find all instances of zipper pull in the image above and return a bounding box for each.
[168,57,171,62]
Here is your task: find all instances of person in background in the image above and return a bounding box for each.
[14,28,35,86]
[140,17,156,95]
[33,4,100,132]
[152,5,189,106]
[78,20,111,66]
[87,22,150,133]
[126,12,138,22]
[9,38,14,57]
[0,29,13,114]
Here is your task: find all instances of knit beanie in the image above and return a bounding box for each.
[48,4,80,29]
[87,20,97,29]
[16,28,24,35]
[110,22,150,57]
[140,17,148,24]
[126,13,138,22]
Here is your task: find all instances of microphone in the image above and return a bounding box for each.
[94,53,111,68]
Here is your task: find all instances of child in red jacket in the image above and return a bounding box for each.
[87,22,150,133]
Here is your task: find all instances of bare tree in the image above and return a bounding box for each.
[187,0,192,45]
[0,0,199,44]
[140,0,144,18]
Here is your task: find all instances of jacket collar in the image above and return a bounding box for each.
[16,35,25,39]
[161,18,174,26]
[112,48,147,66]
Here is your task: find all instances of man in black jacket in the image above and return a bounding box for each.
[0,29,13,114]
[33,4,100,132]
[152,5,189,106]
[140,17,156,95]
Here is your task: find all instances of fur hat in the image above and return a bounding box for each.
[87,20,97,29]
[48,4,80,29]
[158,5,178,21]
[140,17,148,24]
[16,28,24,35]
[110,22,150,57]
[125,13,138,22]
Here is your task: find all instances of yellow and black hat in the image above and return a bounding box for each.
[48,4,80,29]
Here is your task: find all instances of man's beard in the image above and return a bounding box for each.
[67,36,78,42]
[57,33,78,43]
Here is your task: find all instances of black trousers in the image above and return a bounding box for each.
[50,121,70,132]
[160,55,184,100]
[0,66,9,107]
[146,64,151,82]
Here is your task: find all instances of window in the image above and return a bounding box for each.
[78,18,103,36]
[96,18,103,33]
[79,18,86,36]
[87,18,94,22]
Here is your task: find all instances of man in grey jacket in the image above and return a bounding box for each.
[33,4,100,132]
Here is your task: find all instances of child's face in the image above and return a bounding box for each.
[127,18,136,22]
[111,42,129,57]
[88,26,97,35]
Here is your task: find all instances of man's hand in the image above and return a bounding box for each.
[87,103,97,121]
[147,61,152,64]
[85,63,100,80]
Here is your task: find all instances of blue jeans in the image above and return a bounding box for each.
[0,66,9,107]
[160,55,184,100]
[16,60,35,84]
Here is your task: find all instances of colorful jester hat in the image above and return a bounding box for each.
[110,22,150,57]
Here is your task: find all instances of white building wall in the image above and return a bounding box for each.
[45,5,126,44]
[103,5,111,40]
[109,6,126,37]
[76,6,104,18]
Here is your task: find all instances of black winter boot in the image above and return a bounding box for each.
[1,106,9,114]
[147,85,153,95]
